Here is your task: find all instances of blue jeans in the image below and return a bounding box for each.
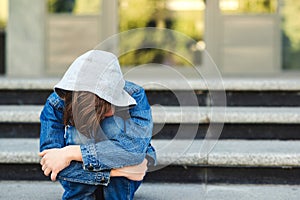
[60,177,142,200]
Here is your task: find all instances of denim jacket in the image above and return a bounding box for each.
[40,81,156,186]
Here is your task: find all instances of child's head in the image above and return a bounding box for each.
[54,50,134,136]
[54,50,136,106]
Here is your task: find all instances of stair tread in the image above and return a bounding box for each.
[0,181,300,200]
[0,105,300,123]
[1,76,300,91]
[1,139,300,167]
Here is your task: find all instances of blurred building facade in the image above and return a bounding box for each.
[0,0,299,77]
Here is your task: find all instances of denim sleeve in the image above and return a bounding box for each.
[39,92,110,185]
[80,81,156,171]
[39,92,65,152]
[57,161,111,186]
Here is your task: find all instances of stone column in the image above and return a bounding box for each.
[6,0,46,77]
[100,0,118,41]
[203,0,222,73]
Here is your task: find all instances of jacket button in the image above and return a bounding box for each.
[87,164,94,171]
[100,177,106,183]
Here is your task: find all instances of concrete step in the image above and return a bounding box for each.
[0,77,300,106]
[0,105,299,140]
[1,181,300,200]
[1,105,300,124]
[1,139,300,167]
[2,139,300,184]
[1,76,300,91]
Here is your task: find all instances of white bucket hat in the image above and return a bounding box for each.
[54,50,136,107]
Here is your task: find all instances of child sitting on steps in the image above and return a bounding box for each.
[39,50,156,200]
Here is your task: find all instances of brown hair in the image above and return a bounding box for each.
[62,90,112,137]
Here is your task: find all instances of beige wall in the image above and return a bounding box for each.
[204,0,281,75]
[46,15,100,75]
[221,15,281,74]
[46,0,117,76]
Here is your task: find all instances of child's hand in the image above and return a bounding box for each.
[110,159,148,181]
[39,146,82,181]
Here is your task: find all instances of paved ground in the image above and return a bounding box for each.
[1,181,300,200]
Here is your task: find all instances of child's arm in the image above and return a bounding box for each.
[39,93,111,184]
[39,92,65,152]
[39,145,147,183]
[79,81,156,172]
[40,92,147,184]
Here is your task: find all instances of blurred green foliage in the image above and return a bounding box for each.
[48,0,100,14]
[282,0,300,51]
[0,0,8,29]
[73,0,101,15]
[221,0,276,14]
[48,0,75,13]
[0,20,5,30]
[119,0,156,31]
[281,0,300,69]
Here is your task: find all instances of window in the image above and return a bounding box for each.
[118,0,205,67]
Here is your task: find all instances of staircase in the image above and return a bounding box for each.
[1,76,300,199]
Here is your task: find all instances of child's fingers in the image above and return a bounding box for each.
[41,163,47,171]
[40,156,45,165]
[38,150,48,157]
[51,172,57,182]
[43,167,51,177]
